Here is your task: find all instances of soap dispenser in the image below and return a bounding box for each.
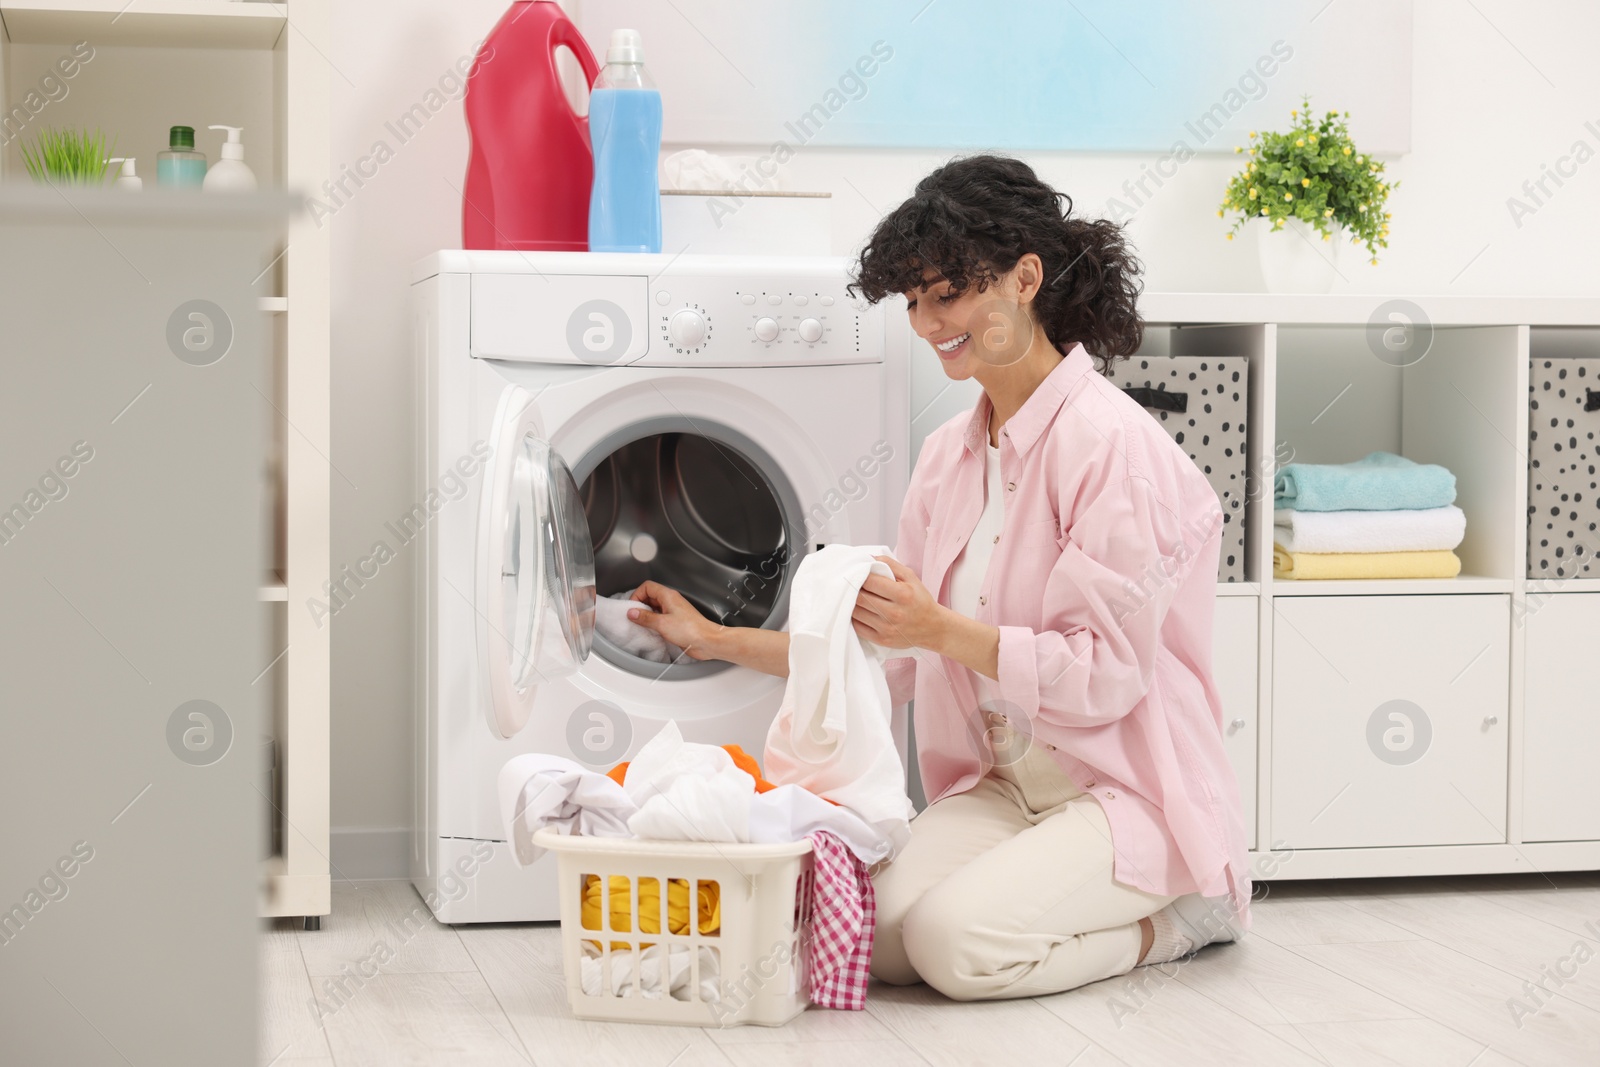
[107,157,142,190]
[203,125,257,192]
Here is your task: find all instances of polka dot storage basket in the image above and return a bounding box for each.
[1108,355,1251,582]
[1527,355,1600,579]
[532,827,815,1027]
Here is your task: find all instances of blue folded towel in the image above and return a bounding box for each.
[1274,451,1457,512]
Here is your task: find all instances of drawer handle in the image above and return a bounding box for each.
[1483,715,1500,727]
[1122,385,1188,413]
[1230,718,1247,731]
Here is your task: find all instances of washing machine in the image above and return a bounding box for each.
[409,251,909,922]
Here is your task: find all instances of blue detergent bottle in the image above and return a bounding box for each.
[588,28,662,253]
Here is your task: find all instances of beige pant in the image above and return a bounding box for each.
[873,719,1178,1001]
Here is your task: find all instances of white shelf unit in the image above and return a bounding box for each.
[1135,294,1600,880]
[1,1,331,921]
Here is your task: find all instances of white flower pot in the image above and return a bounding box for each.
[1256,217,1341,294]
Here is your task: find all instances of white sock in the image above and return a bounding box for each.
[1141,907,1196,966]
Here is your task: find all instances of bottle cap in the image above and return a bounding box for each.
[606,28,643,64]
[169,126,195,150]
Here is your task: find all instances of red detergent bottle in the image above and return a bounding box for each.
[462,0,601,251]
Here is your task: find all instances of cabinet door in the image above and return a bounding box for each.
[1272,595,1509,849]
[1523,593,1600,841]
[1212,596,1259,848]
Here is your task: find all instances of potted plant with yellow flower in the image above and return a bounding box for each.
[1219,97,1395,293]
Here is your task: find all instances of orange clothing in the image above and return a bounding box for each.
[607,743,777,793]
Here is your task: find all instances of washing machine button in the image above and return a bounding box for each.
[655,291,671,306]
[753,317,780,342]
[793,294,809,306]
[819,295,835,306]
[740,293,756,305]
[668,309,708,348]
[798,318,823,343]
[766,294,782,305]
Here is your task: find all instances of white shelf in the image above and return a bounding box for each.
[1141,292,1600,327]
[1215,582,1260,596]
[1269,574,1512,596]
[1521,575,1600,592]
[0,0,288,49]
[258,571,286,601]
[258,296,287,313]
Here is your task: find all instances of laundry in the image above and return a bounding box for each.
[498,721,899,865]
[608,743,778,793]
[621,721,758,842]
[762,545,915,854]
[581,874,722,950]
[579,940,723,1003]
[1272,545,1463,580]
[804,830,875,1010]
[498,753,638,866]
[1273,504,1466,554]
[1273,451,1457,511]
[616,736,897,864]
[594,591,686,664]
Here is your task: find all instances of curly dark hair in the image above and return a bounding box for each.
[850,154,1144,373]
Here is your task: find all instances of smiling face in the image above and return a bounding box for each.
[904,257,1041,382]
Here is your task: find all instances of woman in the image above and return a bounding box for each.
[626,154,1254,1001]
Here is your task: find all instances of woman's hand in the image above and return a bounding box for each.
[626,581,719,661]
[852,555,950,652]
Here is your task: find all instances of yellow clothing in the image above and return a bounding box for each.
[581,875,721,951]
[1273,543,1461,580]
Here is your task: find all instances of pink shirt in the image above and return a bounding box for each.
[885,342,1254,924]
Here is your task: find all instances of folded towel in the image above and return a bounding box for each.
[1274,451,1456,512]
[1273,543,1463,580]
[594,591,685,664]
[1274,505,1466,554]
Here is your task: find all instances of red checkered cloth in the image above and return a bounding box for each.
[804,830,875,1010]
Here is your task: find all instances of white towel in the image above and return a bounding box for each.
[748,784,897,866]
[580,941,722,1002]
[623,721,756,842]
[594,592,686,664]
[1273,504,1467,555]
[762,545,915,854]
[497,753,638,866]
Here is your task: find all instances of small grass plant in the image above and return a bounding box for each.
[20,128,117,187]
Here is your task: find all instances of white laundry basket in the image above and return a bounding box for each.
[533,828,815,1027]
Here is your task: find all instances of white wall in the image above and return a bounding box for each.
[326,0,1600,875]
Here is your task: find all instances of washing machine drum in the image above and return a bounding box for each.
[577,427,803,677]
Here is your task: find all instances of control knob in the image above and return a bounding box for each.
[668,309,708,348]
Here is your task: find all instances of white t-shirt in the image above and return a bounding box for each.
[947,442,1004,707]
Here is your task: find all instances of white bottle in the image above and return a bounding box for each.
[203,125,257,192]
[107,157,142,190]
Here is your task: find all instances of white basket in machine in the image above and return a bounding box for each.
[533,828,815,1027]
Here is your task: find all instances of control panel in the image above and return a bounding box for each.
[644,277,878,367]
[469,263,882,367]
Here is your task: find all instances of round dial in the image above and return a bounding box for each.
[753,316,779,342]
[668,309,708,348]
[798,318,823,343]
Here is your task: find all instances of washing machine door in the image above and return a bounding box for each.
[476,384,597,739]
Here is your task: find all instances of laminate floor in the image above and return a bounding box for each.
[260,872,1600,1066]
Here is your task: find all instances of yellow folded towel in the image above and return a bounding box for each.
[1273,542,1463,580]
